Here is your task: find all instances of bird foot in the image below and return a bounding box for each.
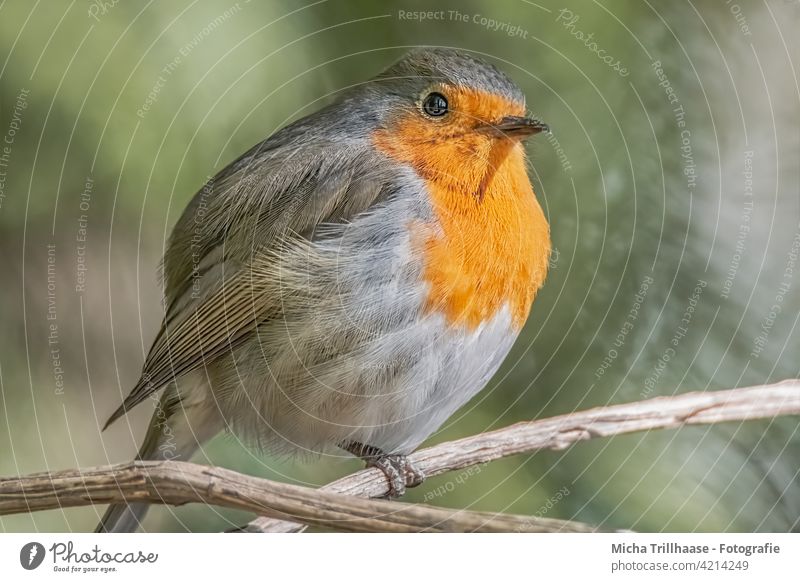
[340,441,425,497]
[366,454,425,497]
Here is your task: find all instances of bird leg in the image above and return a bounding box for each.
[339,440,425,497]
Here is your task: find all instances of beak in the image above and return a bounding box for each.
[485,116,549,138]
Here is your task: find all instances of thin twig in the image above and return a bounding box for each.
[245,381,800,532]
[0,461,594,532]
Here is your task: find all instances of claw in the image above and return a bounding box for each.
[401,457,425,488]
[367,454,426,497]
[340,441,426,497]
[368,456,407,497]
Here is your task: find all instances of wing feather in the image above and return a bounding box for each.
[104,122,392,428]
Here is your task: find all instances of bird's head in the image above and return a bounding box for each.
[365,48,548,197]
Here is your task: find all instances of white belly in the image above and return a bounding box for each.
[210,302,518,455]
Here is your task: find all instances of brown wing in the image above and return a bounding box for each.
[104,129,390,429]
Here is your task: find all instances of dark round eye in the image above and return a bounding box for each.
[422,92,448,117]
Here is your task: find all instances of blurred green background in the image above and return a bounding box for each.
[1,0,798,532]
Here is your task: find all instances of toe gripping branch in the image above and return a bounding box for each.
[340,441,425,497]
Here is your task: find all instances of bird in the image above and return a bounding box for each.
[96,47,551,532]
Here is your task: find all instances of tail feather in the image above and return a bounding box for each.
[95,425,167,532]
[95,501,151,534]
[96,383,221,532]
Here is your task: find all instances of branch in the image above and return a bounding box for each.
[245,380,800,532]
[0,461,594,532]
[1,381,797,533]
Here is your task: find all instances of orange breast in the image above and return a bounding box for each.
[416,145,550,330]
[373,88,551,331]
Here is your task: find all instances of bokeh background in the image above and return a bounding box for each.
[1,0,798,532]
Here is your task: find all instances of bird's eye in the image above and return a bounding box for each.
[422,92,448,117]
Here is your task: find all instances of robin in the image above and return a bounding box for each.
[97,48,551,532]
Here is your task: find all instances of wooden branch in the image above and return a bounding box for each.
[1,381,797,533]
[0,461,595,533]
[245,380,800,532]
